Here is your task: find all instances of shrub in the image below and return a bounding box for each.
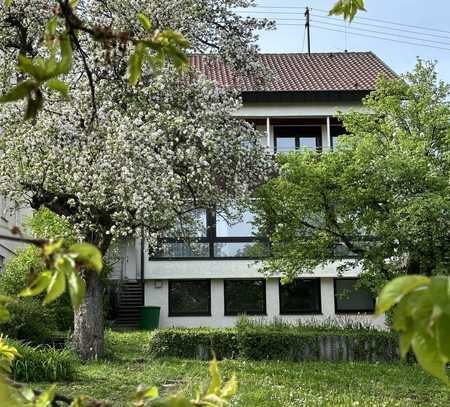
[0,208,76,339]
[0,298,57,344]
[6,339,78,382]
[0,246,73,341]
[149,328,239,360]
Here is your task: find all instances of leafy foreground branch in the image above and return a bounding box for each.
[376,275,450,385]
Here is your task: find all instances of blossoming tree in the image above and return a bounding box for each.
[0,0,274,360]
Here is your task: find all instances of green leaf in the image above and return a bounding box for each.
[0,295,14,305]
[429,276,450,316]
[35,384,56,406]
[43,239,64,256]
[435,313,450,360]
[67,271,86,309]
[0,307,10,324]
[399,330,413,359]
[17,54,48,80]
[375,275,430,315]
[207,357,221,395]
[46,78,69,98]
[54,34,73,75]
[137,13,153,31]
[129,42,147,86]
[329,0,366,22]
[220,373,237,400]
[69,243,103,273]
[0,80,36,103]
[47,17,58,36]
[411,331,448,385]
[20,271,52,297]
[24,89,44,120]
[4,0,13,7]
[43,269,66,305]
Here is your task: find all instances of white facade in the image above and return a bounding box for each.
[114,101,385,329]
[0,197,31,270]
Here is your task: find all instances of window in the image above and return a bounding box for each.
[216,210,255,237]
[168,280,211,316]
[224,279,266,315]
[279,279,321,314]
[0,255,4,273]
[153,209,264,260]
[334,278,375,313]
[274,126,322,153]
[330,125,345,150]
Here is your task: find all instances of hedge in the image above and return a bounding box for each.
[150,328,239,360]
[150,327,402,362]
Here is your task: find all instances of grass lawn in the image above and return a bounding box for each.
[38,331,449,407]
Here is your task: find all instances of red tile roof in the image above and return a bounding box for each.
[190,52,396,93]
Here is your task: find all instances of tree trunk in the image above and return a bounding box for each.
[73,269,104,360]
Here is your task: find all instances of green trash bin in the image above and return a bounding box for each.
[139,306,160,330]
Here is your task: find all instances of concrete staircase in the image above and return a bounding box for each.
[114,280,144,329]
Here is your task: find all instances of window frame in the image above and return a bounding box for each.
[168,279,212,317]
[224,279,267,316]
[274,126,322,153]
[279,278,322,315]
[333,278,375,314]
[152,209,265,261]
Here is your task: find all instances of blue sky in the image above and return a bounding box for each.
[240,0,450,82]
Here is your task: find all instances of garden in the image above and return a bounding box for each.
[13,331,449,407]
[0,331,440,407]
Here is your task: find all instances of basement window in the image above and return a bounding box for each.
[279,278,322,315]
[334,278,375,313]
[168,280,211,316]
[224,279,266,316]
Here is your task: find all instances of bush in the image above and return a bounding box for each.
[0,298,58,344]
[6,339,78,382]
[150,322,401,363]
[149,328,239,360]
[0,208,76,340]
[0,246,73,341]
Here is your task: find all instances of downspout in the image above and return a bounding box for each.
[140,228,145,305]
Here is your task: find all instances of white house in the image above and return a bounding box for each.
[111,52,397,329]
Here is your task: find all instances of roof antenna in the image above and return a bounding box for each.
[344,20,348,52]
[304,7,311,55]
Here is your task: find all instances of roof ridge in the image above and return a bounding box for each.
[190,51,373,57]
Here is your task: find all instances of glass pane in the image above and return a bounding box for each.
[331,136,340,149]
[335,279,374,312]
[169,280,210,316]
[279,279,321,314]
[214,242,257,258]
[155,242,210,258]
[216,210,256,237]
[224,279,266,315]
[299,137,317,150]
[276,137,296,153]
[167,210,207,238]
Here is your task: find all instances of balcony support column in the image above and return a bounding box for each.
[266,117,271,150]
[326,116,331,150]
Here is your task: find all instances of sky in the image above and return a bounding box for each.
[239,0,450,83]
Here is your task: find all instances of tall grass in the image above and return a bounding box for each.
[236,315,384,333]
[7,339,78,382]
